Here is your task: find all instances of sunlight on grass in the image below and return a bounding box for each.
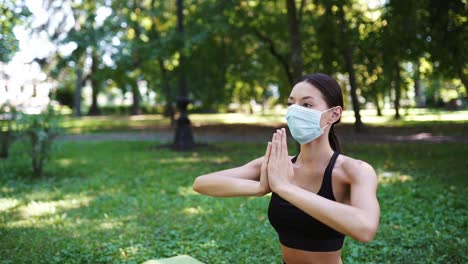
[178,186,198,197]
[378,171,414,184]
[19,196,92,218]
[211,156,231,164]
[0,198,19,212]
[404,112,468,121]
[0,187,15,194]
[191,113,285,126]
[100,220,123,230]
[341,109,468,124]
[182,206,206,216]
[128,115,165,121]
[57,158,73,166]
[60,108,468,133]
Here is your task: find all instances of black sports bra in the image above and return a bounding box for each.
[267,152,345,252]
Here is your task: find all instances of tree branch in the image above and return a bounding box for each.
[299,0,306,23]
[253,29,293,86]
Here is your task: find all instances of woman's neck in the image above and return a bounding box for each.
[298,135,334,165]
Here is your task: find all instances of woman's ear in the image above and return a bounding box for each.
[330,106,342,123]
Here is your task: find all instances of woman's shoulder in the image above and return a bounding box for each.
[336,153,377,183]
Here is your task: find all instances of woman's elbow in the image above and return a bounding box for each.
[356,229,376,243]
[354,223,378,243]
[192,176,204,193]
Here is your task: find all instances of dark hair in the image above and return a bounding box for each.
[300,73,344,153]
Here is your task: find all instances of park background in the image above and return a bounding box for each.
[0,0,467,263]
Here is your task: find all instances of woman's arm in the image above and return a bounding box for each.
[268,129,380,242]
[276,161,380,242]
[192,142,272,197]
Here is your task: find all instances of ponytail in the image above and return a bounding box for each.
[328,124,341,153]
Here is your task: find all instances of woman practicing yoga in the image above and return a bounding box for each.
[193,73,380,264]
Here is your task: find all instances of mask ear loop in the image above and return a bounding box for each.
[321,107,336,130]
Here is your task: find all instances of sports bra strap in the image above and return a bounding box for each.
[320,152,339,198]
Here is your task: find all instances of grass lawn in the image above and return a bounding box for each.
[0,140,467,263]
[59,109,468,135]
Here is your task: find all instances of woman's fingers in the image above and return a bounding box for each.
[271,133,277,162]
[281,128,288,157]
[261,142,270,170]
[264,142,272,162]
[276,129,282,158]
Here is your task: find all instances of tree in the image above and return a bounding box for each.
[286,0,305,84]
[380,0,428,118]
[336,1,364,130]
[426,0,467,92]
[173,0,194,149]
[311,0,365,130]
[39,0,110,116]
[0,0,31,62]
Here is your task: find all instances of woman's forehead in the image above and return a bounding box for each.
[289,82,324,101]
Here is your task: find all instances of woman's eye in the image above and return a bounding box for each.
[303,103,312,108]
[287,102,292,106]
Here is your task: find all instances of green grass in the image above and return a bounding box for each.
[0,141,467,263]
[57,108,468,134]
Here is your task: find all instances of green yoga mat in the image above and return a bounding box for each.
[142,255,205,264]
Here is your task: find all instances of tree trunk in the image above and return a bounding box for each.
[74,68,83,117]
[174,0,194,150]
[286,0,303,84]
[150,0,175,126]
[159,59,175,126]
[414,59,425,107]
[131,0,142,116]
[343,47,364,131]
[88,50,101,116]
[394,61,401,119]
[338,5,364,132]
[0,131,10,159]
[372,84,382,116]
[131,82,142,115]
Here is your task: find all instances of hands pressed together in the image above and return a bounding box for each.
[259,128,295,195]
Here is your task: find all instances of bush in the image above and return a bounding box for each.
[16,106,63,177]
[53,86,75,108]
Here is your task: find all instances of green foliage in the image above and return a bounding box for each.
[53,81,76,108]
[0,140,466,263]
[0,0,31,62]
[30,0,468,115]
[16,107,63,177]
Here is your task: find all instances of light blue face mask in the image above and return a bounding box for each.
[286,104,334,145]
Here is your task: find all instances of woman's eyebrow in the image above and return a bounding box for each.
[288,96,315,100]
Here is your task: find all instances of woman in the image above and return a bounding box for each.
[192,73,380,264]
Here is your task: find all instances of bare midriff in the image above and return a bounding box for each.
[281,244,343,264]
